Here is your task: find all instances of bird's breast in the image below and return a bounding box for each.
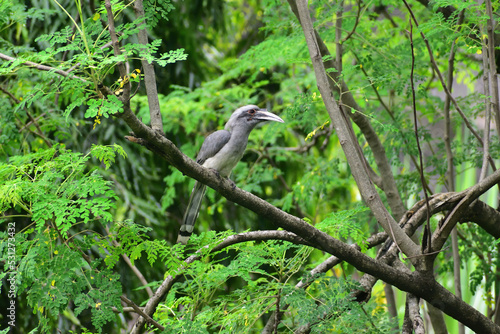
[202,139,248,177]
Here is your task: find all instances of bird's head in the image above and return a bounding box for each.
[224,105,284,131]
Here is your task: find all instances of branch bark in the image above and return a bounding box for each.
[287,0,407,222]
[130,230,314,333]
[133,0,163,133]
[407,293,425,334]
[104,0,131,103]
[485,0,500,139]
[293,0,419,261]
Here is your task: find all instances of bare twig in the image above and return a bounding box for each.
[0,85,20,103]
[480,33,492,181]
[121,295,164,330]
[340,0,362,43]
[0,85,53,147]
[402,1,486,152]
[407,19,432,255]
[262,232,388,333]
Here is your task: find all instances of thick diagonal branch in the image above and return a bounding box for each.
[293,0,419,260]
[287,0,406,222]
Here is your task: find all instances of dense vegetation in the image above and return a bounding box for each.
[1,0,499,333]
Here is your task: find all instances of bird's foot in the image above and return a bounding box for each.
[209,168,221,178]
[228,179,236,190]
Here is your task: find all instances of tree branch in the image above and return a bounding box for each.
[121,295,164,331]
[287,0,407,222]
[133,0,163,133]
[485,0,500,138]
[115,4,500,330]
[293,0,419,260]
[121,89,500,334]
[130,230,314,332]
[407,18,432,255]
[406,293,425,334]
[0,52,86,82]
[402,0,492,166]
[431,167,500,254]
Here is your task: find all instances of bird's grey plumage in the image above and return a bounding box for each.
[196,131,231,165]
[177,105,284,244]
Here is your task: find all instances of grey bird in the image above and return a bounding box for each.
[177,105,284,244]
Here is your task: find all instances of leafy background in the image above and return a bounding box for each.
[0,0,498,333]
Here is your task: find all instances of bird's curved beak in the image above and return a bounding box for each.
[254,109,285,123]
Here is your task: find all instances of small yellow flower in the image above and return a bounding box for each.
[93,117,101,130]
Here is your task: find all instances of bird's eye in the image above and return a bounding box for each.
[248,109,256,115]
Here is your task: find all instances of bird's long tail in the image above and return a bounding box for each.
[177,181,207,244]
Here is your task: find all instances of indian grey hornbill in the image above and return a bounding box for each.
[177,105,284,244]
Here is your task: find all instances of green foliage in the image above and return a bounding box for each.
[0,145,127,332]
[143,0,175,27]
[1,0,498,332]
[155,238,392,333]
[317,206,370,252]
[0,145,118,232]
[90,143,128,169]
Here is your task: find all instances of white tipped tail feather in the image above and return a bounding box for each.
[177,181,207,244]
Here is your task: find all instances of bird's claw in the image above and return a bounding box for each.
[208,169,236,190]
[209,168,221,178]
